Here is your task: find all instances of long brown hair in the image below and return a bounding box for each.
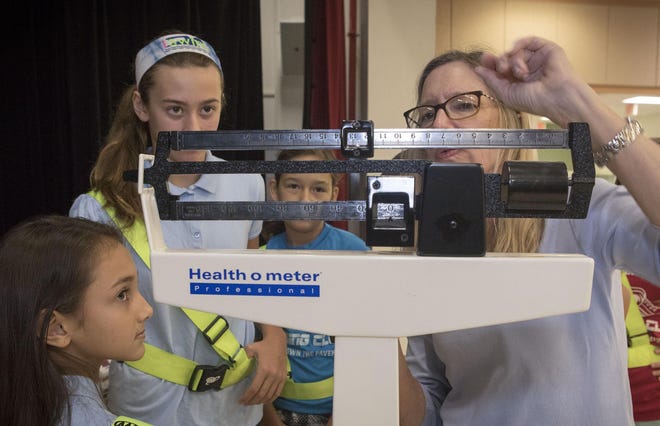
[90,43,224,228]
[0,215,124,425]
[413,50,544,253]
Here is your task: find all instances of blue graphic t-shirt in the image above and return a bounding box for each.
[266,224,368,414]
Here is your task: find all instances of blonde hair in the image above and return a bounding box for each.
[409,49,545,253]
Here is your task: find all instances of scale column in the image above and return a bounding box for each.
[332,336,400,425]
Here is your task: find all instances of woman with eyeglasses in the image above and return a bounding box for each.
[398,36,660,426]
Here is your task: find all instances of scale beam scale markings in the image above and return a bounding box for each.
[166,127,570,151]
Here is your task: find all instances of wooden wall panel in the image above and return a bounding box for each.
[657,14,660,85]
[438,0,660,87]
[607,6,658,85]
[435,0,452,54]
[451,0,505,52]
[556,3,609,84]
[505,1,558,47]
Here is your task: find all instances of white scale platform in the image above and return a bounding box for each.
[140,186,594,425]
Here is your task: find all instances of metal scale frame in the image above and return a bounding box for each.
[130,121,596,425]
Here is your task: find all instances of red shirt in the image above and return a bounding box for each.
[627,274,660,422]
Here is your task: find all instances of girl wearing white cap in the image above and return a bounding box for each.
[70,31,287,426]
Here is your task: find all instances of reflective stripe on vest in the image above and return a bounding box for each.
[112,415,153,426]
[89,191,254,391]
[623,272,660,368]
[280,375,334,400]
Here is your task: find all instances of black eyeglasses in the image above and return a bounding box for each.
[403,90,497,128]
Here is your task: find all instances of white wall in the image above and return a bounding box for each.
[261,0,305,131]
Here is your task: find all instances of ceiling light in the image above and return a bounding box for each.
[622,96,660,105]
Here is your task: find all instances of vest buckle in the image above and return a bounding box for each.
[188,363,229,392]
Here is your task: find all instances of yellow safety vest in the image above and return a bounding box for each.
[623,272,660,368]
[112,416,153,426]
[90,191,254,392]
[258,245,334,401]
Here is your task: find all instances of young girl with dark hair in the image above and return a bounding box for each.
[0,215,153,425]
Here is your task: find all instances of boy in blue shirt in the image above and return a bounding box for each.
[263,149,369,426]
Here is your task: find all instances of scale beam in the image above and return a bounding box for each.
[165,127,570,151]
[127,122,595,255]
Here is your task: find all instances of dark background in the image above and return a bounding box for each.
[2,1,264,235]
